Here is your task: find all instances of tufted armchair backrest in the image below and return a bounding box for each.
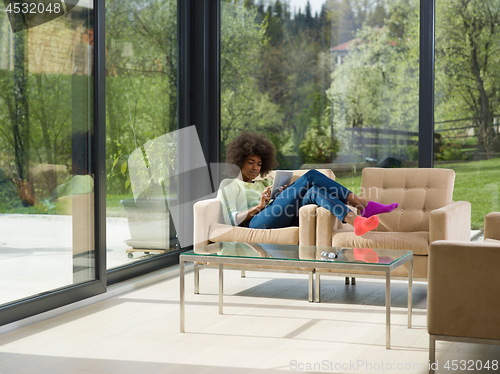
[360,168,455,232]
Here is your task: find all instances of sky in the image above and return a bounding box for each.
[288,0,325,15]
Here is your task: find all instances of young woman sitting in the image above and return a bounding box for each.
[217,132,398,236]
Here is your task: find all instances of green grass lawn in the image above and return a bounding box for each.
[105,192,178,217]
[436,158,500,229]
[336,158,500,230]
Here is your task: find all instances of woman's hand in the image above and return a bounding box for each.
[278,184,289,195]
[235,186,272,225]
[258,186,272,209]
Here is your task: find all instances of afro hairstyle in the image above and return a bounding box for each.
[225,132,279,177]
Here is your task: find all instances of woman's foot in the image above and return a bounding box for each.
[361,201,398,218]
[354,216,379,236]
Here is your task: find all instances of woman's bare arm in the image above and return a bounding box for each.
[235,186,272,225]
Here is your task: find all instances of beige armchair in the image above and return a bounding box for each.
[428,212,500,373]
[192,169,335,302]
[315,168,471,282]
[193,169,336,248]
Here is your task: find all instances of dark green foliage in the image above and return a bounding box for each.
[437,141,472,161]
[105,0,177,195]
[435,0,500,155]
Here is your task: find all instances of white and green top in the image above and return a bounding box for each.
[217,177,273,226]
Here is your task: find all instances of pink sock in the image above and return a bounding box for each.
[361,201,399,218]
[354,216,379,236]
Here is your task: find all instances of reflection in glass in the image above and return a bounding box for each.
[220,0,420,182]
[0,3,95,306]
[105,0,178,268]
[435,0,500,231]
[191,241,411,265]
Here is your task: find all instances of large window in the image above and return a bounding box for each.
[2,0,482,324]
[105,0,178,269]
[0,1,95,306]
[220,0,420,188]
[435,0,500,230]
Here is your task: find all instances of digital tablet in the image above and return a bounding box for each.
[270,170,293,199]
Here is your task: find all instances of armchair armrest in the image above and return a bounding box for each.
[315,207,336,246]
[484,212,500,241]
[429,201,471,243]
[315,206,358,247]
[193,198,224,248]
[299,204,317,246]
[428,240,500,339]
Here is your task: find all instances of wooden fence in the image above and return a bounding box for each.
[344,127,419,163]
[345,124,498,161]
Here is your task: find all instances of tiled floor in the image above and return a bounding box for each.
[0,267,498,374]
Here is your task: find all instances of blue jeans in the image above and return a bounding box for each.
[249,169,352,229]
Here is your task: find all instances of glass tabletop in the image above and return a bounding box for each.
[183,242,412,266]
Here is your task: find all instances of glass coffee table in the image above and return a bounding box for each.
[180,242,413,349]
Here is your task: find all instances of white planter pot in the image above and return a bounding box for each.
[119,197,177,250]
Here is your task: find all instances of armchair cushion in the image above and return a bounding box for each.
[208,223,299,245]
[331,230,430,255]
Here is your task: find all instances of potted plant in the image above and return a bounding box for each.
[112,136,178,257]
[119,193,177,257]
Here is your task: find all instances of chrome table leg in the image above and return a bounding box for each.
[219,263,223,315]
[386,270,391,349]
[408,258,413,328]
[180,258,185,333]
[315,272,320,303]
[429,335,436,374]
[194,264,199,294]
[308,272,313,302]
